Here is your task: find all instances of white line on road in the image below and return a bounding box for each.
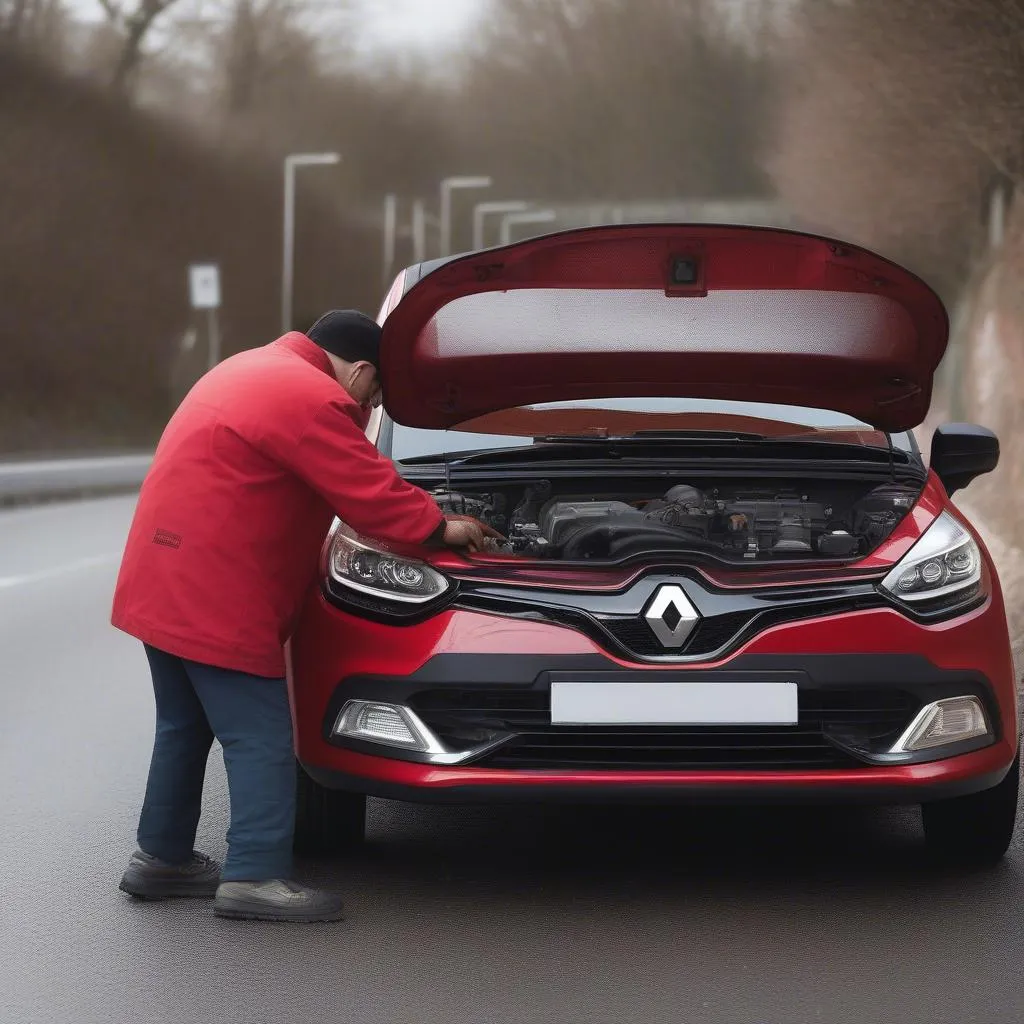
[0,457,148,476]
[0,553,121,589]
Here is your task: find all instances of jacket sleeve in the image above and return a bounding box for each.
[274,398,444,545]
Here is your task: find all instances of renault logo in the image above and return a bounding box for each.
[644,584,700,649]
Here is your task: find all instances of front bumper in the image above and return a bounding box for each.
[289,588,1019,806]
[300,744,1014,805]
[303,650,1015,804]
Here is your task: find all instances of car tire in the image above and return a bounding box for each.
[294,764,367,855]
[921,751,1019,868]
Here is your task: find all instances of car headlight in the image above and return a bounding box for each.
[880,511,984,612]
[327,527,450,605]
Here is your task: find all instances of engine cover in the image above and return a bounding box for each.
[540,500,642,550]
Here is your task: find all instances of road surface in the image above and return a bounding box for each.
[2,495,1023,1024]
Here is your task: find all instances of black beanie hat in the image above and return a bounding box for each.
[306,310,381,369]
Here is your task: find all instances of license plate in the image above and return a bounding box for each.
[549,681,798,726]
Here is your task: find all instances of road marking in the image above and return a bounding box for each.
[0,553,121,589]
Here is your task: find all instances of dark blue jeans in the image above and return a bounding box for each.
[136,644,296,881]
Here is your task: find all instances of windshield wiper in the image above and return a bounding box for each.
[536,431,766,442]
[399,446,526,466]
[629,430,767,440]
[397,434,909,468]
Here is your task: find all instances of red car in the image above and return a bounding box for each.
[288,224,1018,866]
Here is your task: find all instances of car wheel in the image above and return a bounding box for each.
[921,752,1019,868]
[294,764,367,855]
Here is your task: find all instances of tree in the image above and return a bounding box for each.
[1,0,31,38]
[96,0,182,95]
[452,0,775,201]
[1,0,68,56]
[218,0,318,119]
[769,0,1024,298]
[0,44,379,452]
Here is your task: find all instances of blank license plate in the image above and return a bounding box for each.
[550,681,798,726]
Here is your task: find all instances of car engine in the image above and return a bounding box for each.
[432,480,918,561]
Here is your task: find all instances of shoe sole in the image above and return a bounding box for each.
[119,874,220,901]
[213,900,345,923]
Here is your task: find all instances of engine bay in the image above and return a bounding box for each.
[432,478,920,562]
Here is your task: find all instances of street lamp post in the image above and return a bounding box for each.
[499,209,557,246]
[282,151,340,334]
[382,193,398,288]
[439,175,492,256]
[411,200,426,264]
[472,200,529,250]
[410,200,442,264]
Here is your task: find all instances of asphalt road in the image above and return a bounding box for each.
[3,494,1024,1024]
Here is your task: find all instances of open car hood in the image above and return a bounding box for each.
[380,225,948,433]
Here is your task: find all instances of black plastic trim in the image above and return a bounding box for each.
[930,423,1000,495]
[881,588,989,625]
[321,649,1001,695]
[319,652,1004,769]
[397,460,925,487]
[452,572,886,662]
[322,577,459,625]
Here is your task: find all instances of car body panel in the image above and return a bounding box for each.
[380,224,948,432]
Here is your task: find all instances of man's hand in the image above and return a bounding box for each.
[442,515,505,553]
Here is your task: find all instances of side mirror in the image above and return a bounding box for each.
[930,423,999,495]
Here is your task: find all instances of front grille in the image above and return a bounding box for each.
[408,687,918,771]
[454,577,886,664]
[483,727,855,770]
[599,610,755,658]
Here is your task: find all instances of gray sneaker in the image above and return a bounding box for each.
[119,849,221,900]
[214,880,346,923]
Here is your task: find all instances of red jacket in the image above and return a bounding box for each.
[111,333,444,677]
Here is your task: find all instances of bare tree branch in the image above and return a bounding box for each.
[93,0,185,96]
[95,0,121,22]
[770,0,1024,297]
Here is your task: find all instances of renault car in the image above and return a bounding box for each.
[288,224,1019,866]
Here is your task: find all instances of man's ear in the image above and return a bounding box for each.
[343,360,363,383]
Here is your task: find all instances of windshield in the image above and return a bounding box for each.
[381,398,918,463]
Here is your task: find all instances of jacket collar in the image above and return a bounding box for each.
[273,332,337,380]
[272,332,371,430]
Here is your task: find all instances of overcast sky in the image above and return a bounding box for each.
[355,0,482,50]
[69,0,483,51]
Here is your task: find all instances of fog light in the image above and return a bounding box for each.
[335,701,428,749]
[332,699,513,766]
[890,696,991,754]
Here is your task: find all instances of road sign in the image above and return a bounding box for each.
[188,264,221,309]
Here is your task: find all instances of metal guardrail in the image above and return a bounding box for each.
[0,455,152,502]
